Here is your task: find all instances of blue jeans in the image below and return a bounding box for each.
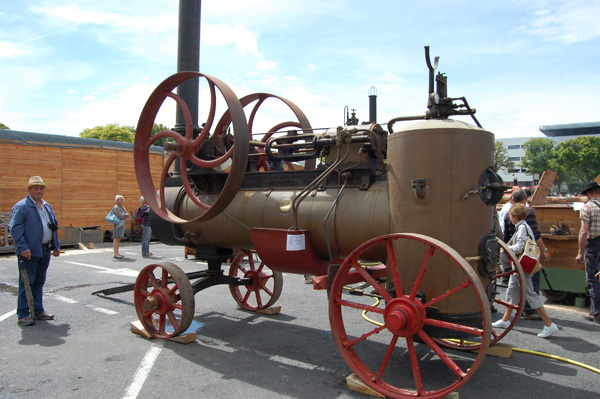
[17,248,51,319]
[142,225,152,255]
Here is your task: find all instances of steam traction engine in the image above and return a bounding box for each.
[132,49,522,399]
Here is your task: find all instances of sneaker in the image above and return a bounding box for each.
[523,312,541,320]
[537,323,559,338]
[492,319,510,329]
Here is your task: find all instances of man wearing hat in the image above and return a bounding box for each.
[576,181,600,323]
[10,176,60,326]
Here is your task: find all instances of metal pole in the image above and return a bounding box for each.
[174,0,201,174]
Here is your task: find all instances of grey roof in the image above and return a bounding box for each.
[539,122,600,137]
[0,129,165,153]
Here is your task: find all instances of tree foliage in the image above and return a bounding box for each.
[494,141,514,172]
[520,138,556,176]
[79,123,135,142]
[0,122,9,129]
[555,136,600,184]
[150,123,174,147]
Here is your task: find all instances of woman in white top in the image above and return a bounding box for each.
[492,203,559,338]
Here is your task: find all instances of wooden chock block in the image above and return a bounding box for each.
[89,242,94,249]
[257,305,282,315]
[78,242,88,250]
[346,373,385,398]
[483,342,513,358]
[169,332,197,344]
[346,373,459,398]
[131,320,153,339]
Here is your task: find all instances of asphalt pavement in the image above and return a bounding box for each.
[0,241,598,399]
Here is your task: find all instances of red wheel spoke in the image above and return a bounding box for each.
[376,335,399,382]
[417,330,467,379]
[165,92,194,140]
[191,82,216,146]
[337,298,385,315]
[168,284,178,295]
[349,258,392,302]
[180,159,211,210]
[424,318,485,337]
[385,238,404,297]
[407,336,425,395]
[344,324,388,348]
[158,152,178,213]
[409,245,436,299]
[242,289,251,303]
[166,311,180,331]
[161,269,168,288]
[260,284,274,297]
[494,297,519,311]
[147,271,160,289]
[254,291,263,308]
[422,281,471,309]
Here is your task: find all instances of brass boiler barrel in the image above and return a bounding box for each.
[387,119,495,315]
[174,180,390,260]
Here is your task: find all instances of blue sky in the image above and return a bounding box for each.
[1,0,599,139]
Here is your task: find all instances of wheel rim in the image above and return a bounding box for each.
[134,262,195,339]
[329,233,491,399]
[134,72,249,224]
[434,239,526,350]
[228,250,283,311]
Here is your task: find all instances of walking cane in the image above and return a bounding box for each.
[18,257,35,319]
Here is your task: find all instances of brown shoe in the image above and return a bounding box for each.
[584,313,599,322]
[17,317,35,326]
[33,312,54,321]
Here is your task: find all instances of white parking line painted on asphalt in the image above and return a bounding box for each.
[65,261,139,277]
[122,340,165,399]
[0,309,16,322]
[86,305,119,315]
[52,294,79,304]
[268,355,327,372]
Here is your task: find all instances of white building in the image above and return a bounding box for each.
[496,122,600,187]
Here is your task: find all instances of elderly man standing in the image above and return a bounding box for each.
[10,176,60,326]
[576,181,600,323]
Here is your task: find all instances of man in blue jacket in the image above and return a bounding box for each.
[10,176,60,326]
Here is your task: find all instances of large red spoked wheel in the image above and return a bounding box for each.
[233,93,313,171]
[134,262,194,339]
[434,240,526,350]
[329,233,491,399]
[228,250,283,311]
[134,72,249,224]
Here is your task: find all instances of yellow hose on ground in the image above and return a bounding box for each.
[350,288,600,375]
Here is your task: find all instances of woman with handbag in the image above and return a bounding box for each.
[112,195,129,259]
[492,203,559,338]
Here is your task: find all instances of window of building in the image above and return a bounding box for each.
[509,156,521,161]
[507,145,520,149]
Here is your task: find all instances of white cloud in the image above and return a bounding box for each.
[519,0,600,43]
[30,5,176,33]
[202,22,259,55]
[0,41,23,58]
[257,60,278,70]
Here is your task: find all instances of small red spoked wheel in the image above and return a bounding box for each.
[434,240,526,350]
[134,262,194,339]
[329,233,491,399]
[134,72,249,224]
[228,250,283,311]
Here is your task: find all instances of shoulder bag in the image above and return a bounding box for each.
[105,208,120,225]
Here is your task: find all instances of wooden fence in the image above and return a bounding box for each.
[0,131,166,251]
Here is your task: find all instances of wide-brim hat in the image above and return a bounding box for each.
[581,181,600,195]
[25,176,46,188]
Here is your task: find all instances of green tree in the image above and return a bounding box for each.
[521,138,556,177]
[494,141,514,172]
[0,122,9,129]
[555,136,600,185]
[149,123,174,147]
[79,123,135,142]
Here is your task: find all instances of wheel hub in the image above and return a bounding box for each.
[144,288,172,314]
[383,297,425,337]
